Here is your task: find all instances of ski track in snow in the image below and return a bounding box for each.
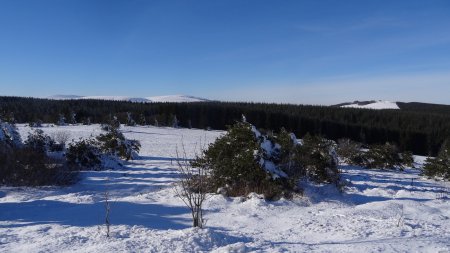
[0,125,449,252]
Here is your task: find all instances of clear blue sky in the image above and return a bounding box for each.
[1,0,449,105]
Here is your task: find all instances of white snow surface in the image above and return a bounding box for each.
[0,125,449,252]
[48,95,208,103]
[341,100,400,110]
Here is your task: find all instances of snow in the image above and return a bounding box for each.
[341,100,400,110]
[1,125,450,252]
[47,95,209,103]
[146,95,209,103]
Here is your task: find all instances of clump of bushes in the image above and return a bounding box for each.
[25,129,54,153]
[0,145,77,186]
[192,121,341,200]
[66,122,140,170]
[0,119,77,186]
[336,138,364,165]
[363,143,405,170]
[336,138,414,170]
[422,140,450,180]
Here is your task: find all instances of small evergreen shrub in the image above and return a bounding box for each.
[336,138,364,165]
[400,151,415,168]
[66,138,103,170]
[422,140,450,180]
[0,119,22,147]
[296,134,340,184]
[29,120,43,128]
[24,129,54,153]
[192,121,290,199]
[96,124,141,160]
[363,143,405,170]
[272,128,303,181]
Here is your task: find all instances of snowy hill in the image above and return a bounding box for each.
[338,100,400,110]
[1,124,449,252]
[47,95,209,103]
[146,95,208,103]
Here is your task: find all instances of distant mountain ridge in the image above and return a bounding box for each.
[48,95,209,103]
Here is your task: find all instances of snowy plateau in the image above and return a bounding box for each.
[340,101,400,110]
[1,124,449,253]
[47,95,209,103]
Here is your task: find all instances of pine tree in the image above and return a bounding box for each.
[423,140,450,180]
[0,118,22,147]
[126,112,136,126]
[97,123,140,160]
[139,114,146,126]
[69,111,77,125]
[57,114,66,126]
[172,115,179,128]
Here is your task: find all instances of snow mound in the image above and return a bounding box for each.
[47,95,209,103]
[341,100,400,110]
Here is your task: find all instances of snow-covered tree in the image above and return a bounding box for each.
[69,111,77,125]
[126,112,136,126]
[192,121,290,199]
[97,124,140,160]
[83,117,91,125]
[66,138,103,170]
[139,114,146,126]
[57,114,66,126]
[0,118,22,147]
[297,134,340,184]
[172,115,179,128]
[29,120,43,128]
[25,129,54,153]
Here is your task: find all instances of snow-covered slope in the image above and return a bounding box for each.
[48,95,84,100]
[146,95,208,103]
[1,125,449,252]
[340,100,400,110]
[47,95,209,103]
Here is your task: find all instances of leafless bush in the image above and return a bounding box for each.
[104,190,111,238]
[396,204,404,227]
[52,131,71,149]
[174,143,209,228]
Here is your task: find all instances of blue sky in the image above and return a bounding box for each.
[1,0,449,105]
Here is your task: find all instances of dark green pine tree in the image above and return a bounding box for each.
[423,139,450,180]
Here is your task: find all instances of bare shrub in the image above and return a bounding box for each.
[52,131,71,149]
[174,144,209,228]
[104,190,111,238]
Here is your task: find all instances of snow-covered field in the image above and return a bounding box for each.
[341,101,400,110]
[1,125,449,252]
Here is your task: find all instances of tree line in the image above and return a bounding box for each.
[0,96,449,156]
